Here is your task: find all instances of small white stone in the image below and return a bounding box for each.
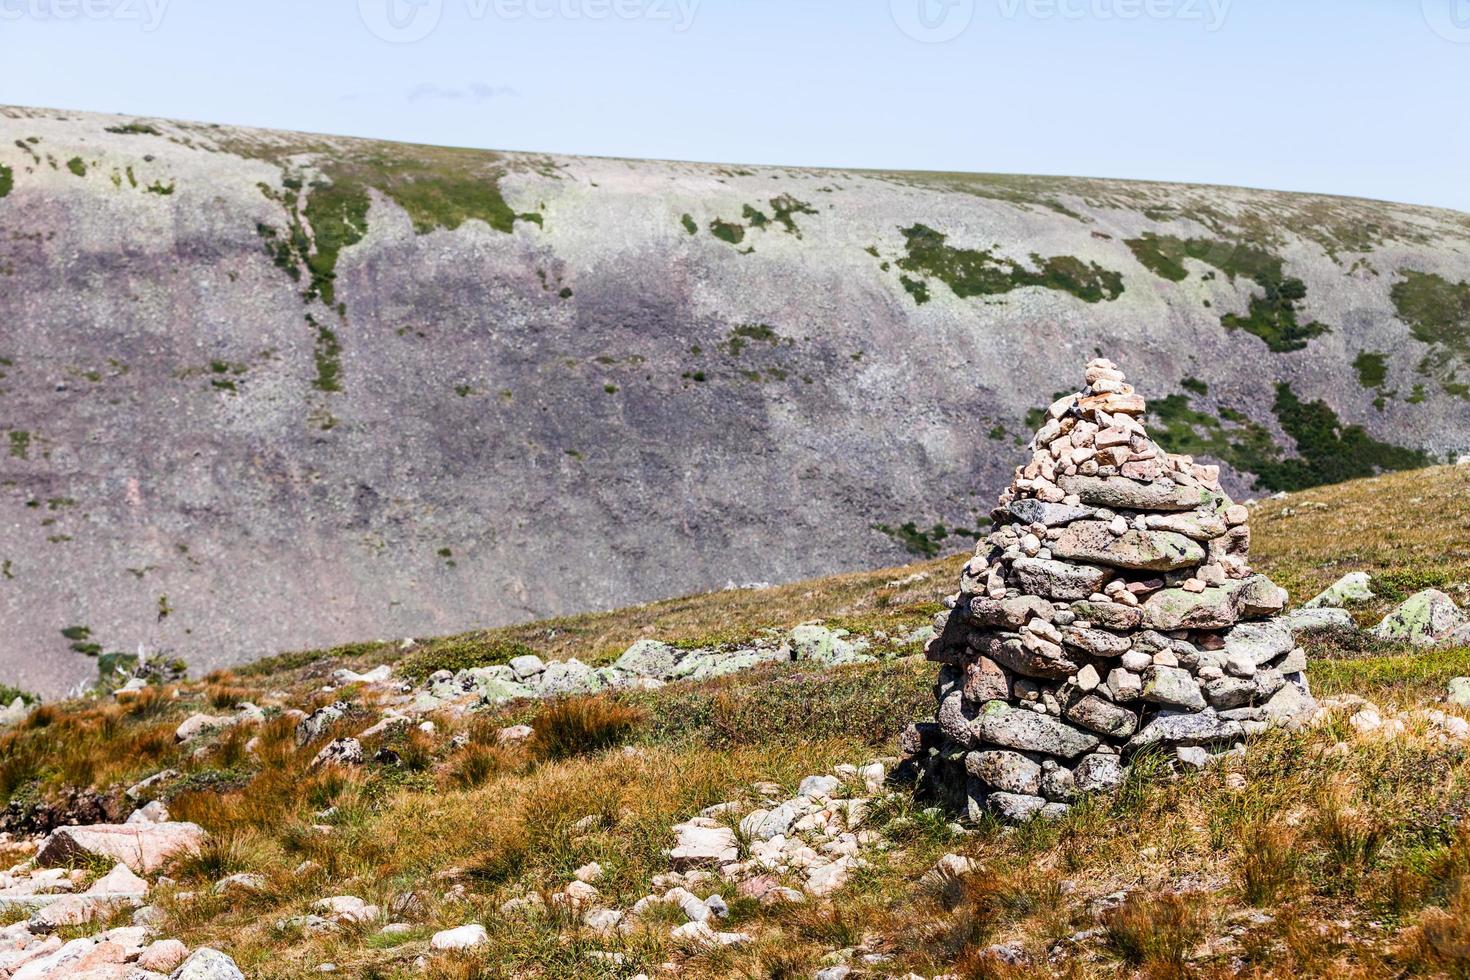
[430,924,488,950]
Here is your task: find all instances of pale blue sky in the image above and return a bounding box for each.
[3,0,1468,211]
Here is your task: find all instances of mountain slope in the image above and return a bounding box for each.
[2,105,1469,694]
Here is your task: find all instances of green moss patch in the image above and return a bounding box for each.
[874,520,988,558]
[0,164,12,199]
[1391,270,1470,398]
[897,224,1123,304]
[105,122,162,136]
[1125,233,1330,352]
[1265,383,1431,489]
[769,194,818,237]
[376,169,532,234]
[66,157,87,177]
[302,180,370,306]
[1152,387,1432,493]
[719,323,791,357]
[1353,351,1396,410]
[398,637,538,682]
[899,275,931,305]
[710,219,745,245]
[7,430,30,459]
[308,315,343,394]
[0,683,37,706]
[681,213,698,235]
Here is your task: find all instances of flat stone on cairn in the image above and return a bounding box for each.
[901,358,1314,823]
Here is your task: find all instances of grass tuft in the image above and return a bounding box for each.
[528,697,646,761]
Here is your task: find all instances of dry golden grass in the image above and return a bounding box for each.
[5,466,1470,977]
[1250,464,1470,623]
[527,697,647,761]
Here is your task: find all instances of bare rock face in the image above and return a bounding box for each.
[0,106,1461,697]
[903,359,1315,823]
[0,105,1452,696]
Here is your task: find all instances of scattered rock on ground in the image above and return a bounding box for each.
[35,822,207,874]
[430,924,488,950]
[1370,590,1469,647]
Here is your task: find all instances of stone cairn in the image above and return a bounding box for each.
[902,358,1315,823]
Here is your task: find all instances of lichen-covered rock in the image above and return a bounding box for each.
[986,792,1050,823]
[1073,754,1126,793]
[310,738,364,768]
[1126,710,1245,752]
[1070,601,1144,631]
[1232,576,1289,617]
[1304,572,1376,609]
[1062,627,1132,658]
[1057,476,1217,512]
[169,948,245,980]
[965,751,1043,795]
[1064,694,1139,738]
[971,703,1100,760]
[612,640,680,679]
[1142,588,1238,631]
[1370,590,1468,646]
[1222,622,1295,669]
[1008,499,1099,527]
[980,634,1079,681]
[1141,666,1206,711]
[786,624,875,666]
[1011,557,1110,601]
[536,659,607,695]
[1052,523,1206,572]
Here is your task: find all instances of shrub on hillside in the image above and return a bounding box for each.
[528,697,646,761]
[1102,891,1209,978]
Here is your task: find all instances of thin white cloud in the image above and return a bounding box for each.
[407,82,520,103]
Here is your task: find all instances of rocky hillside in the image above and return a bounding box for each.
[3,105,1470,695]
[1,467,1469,978]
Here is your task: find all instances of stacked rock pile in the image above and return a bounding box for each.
[903,358,1315,823]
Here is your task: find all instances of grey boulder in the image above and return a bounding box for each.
[1304,572,1376,609]
[1057,476,1216,512]
[170,949,246,980]
[1370,590,1467,647]
[1064,694,1139,738]
[1011,557,1110,601]
[1073,754,1126,793]
[1141,666,1206,711]
[966,751,1043,795]
[987,792,1050,822]
[1126,710,1245,752]
[1051,522,1206,572]
[971,702,1100,760]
